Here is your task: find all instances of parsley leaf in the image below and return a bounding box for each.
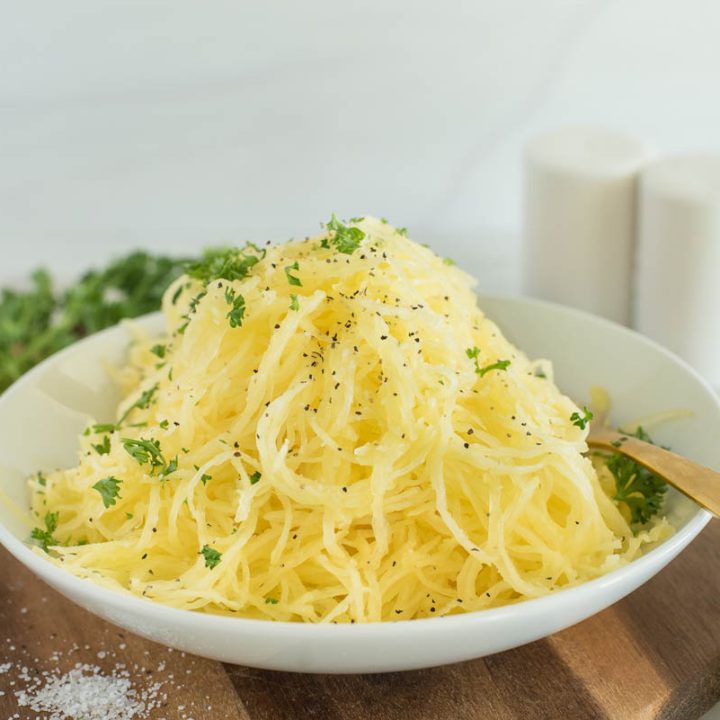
[608,427,668,526]
[186,244,265,284]
[93,476,122,508]
[122,437,165,474]
[118,384,158,424]
[284,262,302,287]
[289,294,299,311]
[324,214,365,254]
[90,423,117,434]
[45,510,58,532]
[570,406,593,430]
[466,348,511,377]
[178,290,207,334]
[477,359,511,377]
[161,456,179,478]
[92,435,112,455]
[201,545,222,569]
[31,511,59,552]
[265,597,279,605]
[150,344,166,359]
[250,471,262,485]
[224,287,246,328]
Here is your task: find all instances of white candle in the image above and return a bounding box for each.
[523,127,651,325]
[635,155,720,386]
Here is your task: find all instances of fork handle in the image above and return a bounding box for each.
[587,427,720,517]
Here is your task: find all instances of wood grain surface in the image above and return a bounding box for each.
[1,521,719,720]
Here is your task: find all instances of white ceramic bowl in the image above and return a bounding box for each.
[0,296,717,674]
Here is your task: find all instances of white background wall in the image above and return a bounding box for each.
[2,0,720,292]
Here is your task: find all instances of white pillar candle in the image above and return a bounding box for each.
[635,155,720,386]
[523,127,652,325]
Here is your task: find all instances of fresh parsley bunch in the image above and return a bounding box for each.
[0,251,190,393]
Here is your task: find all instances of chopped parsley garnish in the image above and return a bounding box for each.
[171,284,186,305]
[185,244,265,284]
[90,423,117,434]
[284,262,302,287]
[200,545,222,569]
[224,287,246,328]
[178,290,208,333]
[121,437,166,474]
[570,406,594,430]
[150,344,166,359]
[118,384,158,424]
[324,214,365,254]
[442,257,455,266]
[265,597,279,605]
[465,347,511,377]
[92,435,112,455]
[161,456,179,478]
[93,476,122,508]
[36,471,47,487]
[159,419,169,430]
[289,294,300,311]
[396,227,408,237]
[608,427,667,525]
[0,252,189,393]
[249,471,262,485]
[200,473,212,485]
[477,360,511,377]
[31,511,59,552]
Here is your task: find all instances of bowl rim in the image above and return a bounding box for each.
[0,294,716,635]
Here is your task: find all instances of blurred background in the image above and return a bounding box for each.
[2,0,720,293]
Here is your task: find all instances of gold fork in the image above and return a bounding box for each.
[587,425,720,516]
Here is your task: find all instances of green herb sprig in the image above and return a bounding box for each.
[31,511,59,552]
[0,252,190,393]
[201,544,222,569]
[323,214,365,255]
[608,427,667,525]
[93,476,122,508]
[92,435,112,455]
[465,347,511,377]
[118,384,159,424]
[121,437,177,478]
[224,287,246,328]
[284,262,302,287]
[570,406,594,430]
[186,244,265,284]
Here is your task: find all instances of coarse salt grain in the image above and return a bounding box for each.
[15,662,165,720]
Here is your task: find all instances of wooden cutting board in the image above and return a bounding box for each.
[1,521,719,720]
